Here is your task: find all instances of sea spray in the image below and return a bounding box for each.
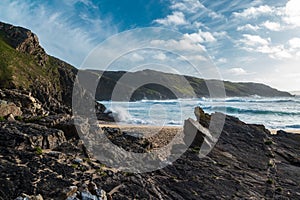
[100,96,300,129]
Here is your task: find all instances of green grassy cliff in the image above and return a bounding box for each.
[0,22,77,113]
[94,70,293,101]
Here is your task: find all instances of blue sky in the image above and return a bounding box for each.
[0,0,300,91]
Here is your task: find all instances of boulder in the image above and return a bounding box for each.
[95,101,114,122]
[0,102,22,117]
[34,114,90,140]
[0,89,45,116]
[183,118,215,153]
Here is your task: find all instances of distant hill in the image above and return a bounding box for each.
[92,70,293,101]
[0,21,292,107]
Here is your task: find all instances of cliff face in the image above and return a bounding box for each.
[0,21,77,114]
[0,22,48,66]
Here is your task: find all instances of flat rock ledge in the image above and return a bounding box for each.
[0,107,299,199]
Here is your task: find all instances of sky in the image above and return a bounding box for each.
[0,0,300,91]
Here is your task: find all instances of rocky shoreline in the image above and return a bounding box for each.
[0,96,300,199]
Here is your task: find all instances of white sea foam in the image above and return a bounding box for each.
[100,96,300,129]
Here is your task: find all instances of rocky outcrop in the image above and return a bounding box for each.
[95,101,114,122]
[16,184,108,200]
[0,89,45,116]
[0,121,66,150]
[0,22,48,67]
[28,56,77,114]
[34,114,81,140]
[0,116,110,199]
[0,108,299,199]
[0,21,78,114]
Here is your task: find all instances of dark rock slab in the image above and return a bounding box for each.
[0,121,66,149]
[0,106,299,199]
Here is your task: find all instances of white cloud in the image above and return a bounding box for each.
[232,1,300,31]
[237,24,260,31]
[170,0,224,20]
[155,0,225,32]
[62,0,97,8]
[192,21,204,29]
[154,11,187,26]
[170,0,204,14]
[233,0,300,30]
[217,58,227,64]
[149,33,210,66]
[270,49,292,59]
[240,34,270,46]
[129,53,144,62]
[207,11,224,20]
[149,30,216,65]
[259,44,292,59]
[232,0,300,62]
[238,34,294,59]
[150,38,206,52]
[251,0,263,6]
[185,55,207,61]
[153,52,167,61]
[262,21,281,31]
[184,30,216,43]
[288,37,300,49]
[212,31,228,38]
[149,29,214,53]
[153,0,300,90]
[0,0,116,67]
[233,5,273,19]
[228,68,250,75]
[284,0,300,27]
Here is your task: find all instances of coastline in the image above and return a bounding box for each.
[99,122,300,135]
[270,129,300,134]
[99,122,182,129]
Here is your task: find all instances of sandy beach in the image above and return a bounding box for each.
[100,122,300,137]
[270,129,300,134]
[99,123,183,148]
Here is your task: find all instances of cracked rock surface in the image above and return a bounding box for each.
[0,107,299,199]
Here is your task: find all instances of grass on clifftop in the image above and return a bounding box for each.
[0,33,61,91]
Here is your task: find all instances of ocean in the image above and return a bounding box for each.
[100,95,300,130]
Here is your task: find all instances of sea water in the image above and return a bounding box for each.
[100,95,300,130]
